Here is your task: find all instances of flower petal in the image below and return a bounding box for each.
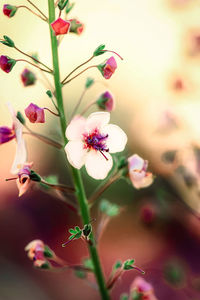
[128,154,145,171]
[65,140,87,169]
[11,127,27,174]
[65,115,86,141]
[130,171,153,189]
[85,150,113,180]
[103,124,127,153]
[86,112,110,132]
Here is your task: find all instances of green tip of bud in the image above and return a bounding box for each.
[93,44,106,56]
[1,35,15,48]
[65,2,75,14]
[85,77,94,89]
[43,245,54,258]
[58,0,69,10]
[30,170,41,182]
[16,111,26,125]
[46,90,53,98]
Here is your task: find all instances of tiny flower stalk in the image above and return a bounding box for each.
[48,1,110,299]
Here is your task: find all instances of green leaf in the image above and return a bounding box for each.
[16,111,25,125]
[30,170,41,182]
[74,269,87,279]
[83,258,94,271]
[68,226,82,241]
[120,294,129,300]
[100,199,120,217]
[114,260,122,270]
[93,44,106,56]
[85,77,94,89]
[69,228,76,234]
[43,245,53,258]
[58,0,69,10]
[123,259,135,270]
[1,35,15,47]
[65,2,75,14]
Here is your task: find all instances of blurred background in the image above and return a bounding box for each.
[1,0,200,299]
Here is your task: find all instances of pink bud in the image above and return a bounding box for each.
[16,163,32,197]
[0,55,16,73]
[69,19,84,35]
[25,103,45,123]
[0,126,15,144]
[96,91,115,112]
[3,4,17,18]
[98,56,117,79]
[51,18,71,36]
[21,68,36,87]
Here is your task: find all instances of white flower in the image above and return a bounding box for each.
[7,102,27,174]
[128,154,153,189]
[65,112,127,180]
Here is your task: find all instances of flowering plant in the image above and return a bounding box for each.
[0,1,155,299]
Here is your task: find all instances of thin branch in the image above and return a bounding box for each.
[80,100,96,116]
[14,46,53,72]
[44,107,60,117]
[88,173,121,205]
[62,65,97,85]
[69,88,87,121]
[17,5,47,21]
[40,179,75,193]
[16,59,52,74]
[61,55,94,84]
[26,0,48,21]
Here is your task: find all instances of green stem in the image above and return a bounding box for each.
[48,1,110,299]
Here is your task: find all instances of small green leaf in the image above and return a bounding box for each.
[43,245,53,258]
[30,170,41,182]
[16,111,25,125]
[65,2,75,14]
[58,0,69,10]
[85,77,94,89]
[123,259,135,270]
[93,44,106,56]
[69,228,76,234]
[74,269,87,279]
[120,294,129,300]
[68,226,82,241]
[83,258,94,271]
[114,261,122,270]
[1,35,15,47]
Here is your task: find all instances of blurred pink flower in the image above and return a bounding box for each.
[16,162,33,197]
[0,55,16,73]
[25,103,45,123]
[98,56,117,79]
[65,112,127,179]
[51,18,71,36]
[25,240,48,268]
[0,126,15,144]
[128,154,153,189]
[96,91,115,112]
[69,19,84,35]
[130,276,158,300]
[21,68,36,87]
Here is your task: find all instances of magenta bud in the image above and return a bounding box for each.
[3,4,17,18]
[25,103,45,123]
[21,68,36,87]
[140,203,156,225]
[0,55,16,73]
[51,18,71,36]
[97,56,117,79]
[96,91,115,112]
[0,126,15,144]
[69,19,84,35]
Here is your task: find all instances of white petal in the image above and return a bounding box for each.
[11,127,27,174]
[85,150,113,180]
[65,116,86,141]
[128,154,145,171]
[103,124,127,153]
[65,140,87,169]
[86,112,110,132]
[130,171,153,189]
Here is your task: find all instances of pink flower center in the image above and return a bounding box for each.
[83,128,109,160]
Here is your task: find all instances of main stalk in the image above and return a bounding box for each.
[47,1,110,299]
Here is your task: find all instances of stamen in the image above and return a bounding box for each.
[100,150,108,161]
[5,177,18,181]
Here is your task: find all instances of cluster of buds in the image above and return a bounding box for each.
[25,240,55,269]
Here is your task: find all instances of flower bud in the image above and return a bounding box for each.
[25,103,45,123]
[97,56,117,79]
[3,4,17,18]
[21,68,36,87]
[51,18,71,36]
[69,19,84,35]
[0,126,15,144]
[96,91,115,112]
[0,55,16,73]
[25,240,51,268]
